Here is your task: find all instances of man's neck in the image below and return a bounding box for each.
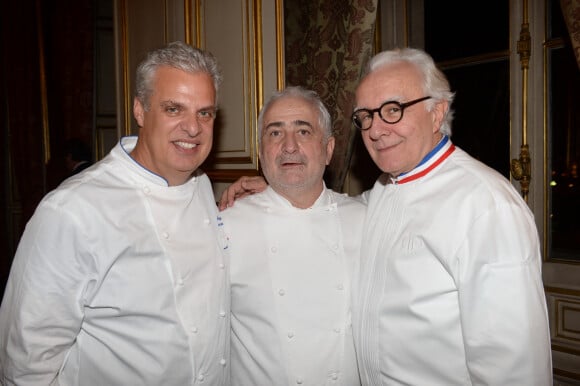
[274,183,325,209]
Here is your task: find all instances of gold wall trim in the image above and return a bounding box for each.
[36,0,50,164]
[195,0,201,47]
[207,169,260,182]
[164,0,168,42]
[254,0,263,112]
[212,156,254,164]
[543,13,549,261]
[118,0,131,136]
[510,0,532,202]
[184,0,191,44]
[374,0,381,52]
[275,0,284,90]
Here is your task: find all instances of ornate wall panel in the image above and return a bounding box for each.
[199,0,283,190]
[546,287,580,381]
[201,0,260,174]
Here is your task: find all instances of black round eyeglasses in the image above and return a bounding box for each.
[351,96,432,130]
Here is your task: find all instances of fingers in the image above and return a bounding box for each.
[218,179,241,210]
[241,176,268,192]
[218,176,268,210]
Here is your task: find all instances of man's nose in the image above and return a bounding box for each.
[182,114,202,137]
[282,133,298,152]
[367,116,392,140]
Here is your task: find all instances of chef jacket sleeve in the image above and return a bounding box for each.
[0,201,95,385]
[456,203,552,386]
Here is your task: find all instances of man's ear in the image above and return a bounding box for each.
[432,100,449,134]
[325,136,336,165]
[133,97,145,127]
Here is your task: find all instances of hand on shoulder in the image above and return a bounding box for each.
[218,176,268,210]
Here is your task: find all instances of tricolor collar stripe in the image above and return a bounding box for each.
[394,136,455,184]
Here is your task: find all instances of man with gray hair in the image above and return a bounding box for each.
[352,47,551,385]
[221,86,364,385]
[0,41,230,385]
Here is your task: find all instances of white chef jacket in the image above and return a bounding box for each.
[222,186,365,386]
[0,136,230,385]
[354,136,552,386]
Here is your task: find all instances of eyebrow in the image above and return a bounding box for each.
[160,100,182,107]
[354,95,405,110]
[264,120,313,130]
[159,100,216,112]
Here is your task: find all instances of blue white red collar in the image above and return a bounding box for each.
[392,135,455,184]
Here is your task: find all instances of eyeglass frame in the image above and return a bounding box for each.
[351,96,432,130]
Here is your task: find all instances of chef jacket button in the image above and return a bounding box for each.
[143,186,150,194]
[197,373,204,381]
[219,263,225,269]
[330,372,338,380]
[204,218,210,225]
[191,326,198,333]
[337,284,344,291]
[177,278,184,286]
[162,232,169,239]
[287,332,294,339]
[334,327,341,333]
[220,358,227,366]
[296,378,303,384]
[332,244,339,250]
[270,246,277,253]
[219,310,226,317]
[278,289,285,296]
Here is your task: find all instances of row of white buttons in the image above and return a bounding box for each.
[142,178,197,194]
[294,372,339,384]
[160,218,212,241]
[174,261,226,287]
[195,358,227,382]
[276,284,344,294]
[269,244,340,253]
[285,327,342,339]
[189,309,226,333]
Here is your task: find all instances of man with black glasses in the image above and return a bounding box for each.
[352,47,552,385]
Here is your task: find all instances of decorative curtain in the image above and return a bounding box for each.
[1,0,94,295]
[284,0,378,191]
[561,0,580,69]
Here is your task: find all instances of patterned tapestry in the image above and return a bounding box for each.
[284,0,378,191]
[561,0,580,70]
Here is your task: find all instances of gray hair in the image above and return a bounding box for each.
[258,86,333,144]
[363,48,455,136]
[135,41,222,110]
